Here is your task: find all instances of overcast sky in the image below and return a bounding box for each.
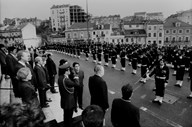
[0,0,192,23]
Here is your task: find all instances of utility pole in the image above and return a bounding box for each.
[86,0,89,43]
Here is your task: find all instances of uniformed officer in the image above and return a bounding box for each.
[131,51,138,74]
[103,47,109,66]
[111,48,117,68]
[120,48,126,71]
[97,46,102,64]
[140,53,149,83]
[149,59,169,105]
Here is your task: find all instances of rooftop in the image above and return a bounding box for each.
[67,22,95,30]
[164,18,192,28]
[51,4,70,9]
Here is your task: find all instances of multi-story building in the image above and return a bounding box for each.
[123,20,147,44]
[50,4,87,31]
[164,18,192,46]
[134,12,164,21]
[146,20,164,46]
[92,24,112,43]
[90,15,121,28]
[65,22,94,42]
[0,23,41,48]
[3,18,42,27]
[177,9,192,25]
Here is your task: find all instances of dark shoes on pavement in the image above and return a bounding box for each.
[174,84,181,88]
[187,96,192,99]
[51,90,58,94]
[46,98,52,102]
[152,99,162,105]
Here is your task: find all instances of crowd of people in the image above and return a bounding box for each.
[0,40,192,127]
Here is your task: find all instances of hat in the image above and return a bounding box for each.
[0,44,5,49]
[59,62,70,69]
[59,59,67,66]
[8,46,16,52]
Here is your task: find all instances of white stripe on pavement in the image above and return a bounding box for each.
[140,106,183,127]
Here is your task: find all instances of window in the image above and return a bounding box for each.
[172,30,176,34]
[74,33,77,37]
[159,33,162,37]
[153,33,156,37]
[129,25,132,28]
[166,30,169,34]
[148,41,151,44]
[176,22,181,27]
[148,33,151,37]
[52,10,54,14]
[159,40,162,44]
[185,37,189,42]
[148,26,151,30]
[136,25,139,27]
[172,37,176,42]
[186,29,190,33]
[178,37,182,42]
[126,38,129,42]
[112,39,114,43]
[121,39,123,42]
[154,26,156,30]
[179,29,183,34]
[93,31,95,35]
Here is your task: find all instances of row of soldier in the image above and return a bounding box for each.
[44,41,192,100]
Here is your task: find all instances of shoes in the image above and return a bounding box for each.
[131,72,136,75]
[46,98,52,102]
[187,96,192,99]
[152,88,156,91]
[5,75,10,79]
[152,99,162,105]
[51,90,58,94]
[79,106,84,110]
[174,84,181,88]
[42,104,49,108]
[74,108,78,113]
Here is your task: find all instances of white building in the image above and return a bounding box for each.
[146,20,164,46]
[134,12,164,21]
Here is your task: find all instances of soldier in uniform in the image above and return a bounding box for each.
[131,51,138,74]
[175,53,185,87]
[85,45,89,61]
[140,53,149,83]
[97,46,102,64]
[111,48,117,68]
[120,48,126,71]
[149,59,169,105]
[103,47,109,66]
[91,45,97,63]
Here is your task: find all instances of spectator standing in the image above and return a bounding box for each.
[46,53,58,93]
[34,56,50,108]
[88,65,109,113]
[111,84,141,127]
[0,44,8,81]
[73,62,85,109]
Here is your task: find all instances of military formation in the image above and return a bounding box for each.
[42,41,192,104]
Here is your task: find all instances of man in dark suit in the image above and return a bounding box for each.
[46,53,58,93]
[5,46,19,97]
[111,83,141,127]
[88,65,109,113]
[73,62,84,109]
[34,56,50,108]
[0,44,8,81]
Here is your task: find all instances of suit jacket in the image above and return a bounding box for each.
[58,75,78,110]
[5,54,18,77]
[75,70,84,87]
[18,80,39,107]
[88,75,109,110]
[111,98,140,127]
[46,57,57,76]
[0,49,7,74]
[34,64,49,89]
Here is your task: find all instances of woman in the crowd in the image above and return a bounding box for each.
[17,67,40,107]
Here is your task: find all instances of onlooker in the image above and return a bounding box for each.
[88,65,109,113]
[17,67,39,107]
[111,83,141,127]
[73,62,84,109]
[0,44,8,81]
[82,105,104,127]
[58,60,79,127]
[5,46,19,97]
[34,56,50,108]
[0,103,45,127]
[46,53,58,93]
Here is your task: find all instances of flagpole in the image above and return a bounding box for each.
[86,0,89,43]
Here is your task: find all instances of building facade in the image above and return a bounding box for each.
[123,20,147,44]
[0,23,41,48]
[177,9,192,25]
[146,20,164,46]
[50,4,87,31]
[134,12,164,21]
[90,15,121,28]
[164,18,192,46]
